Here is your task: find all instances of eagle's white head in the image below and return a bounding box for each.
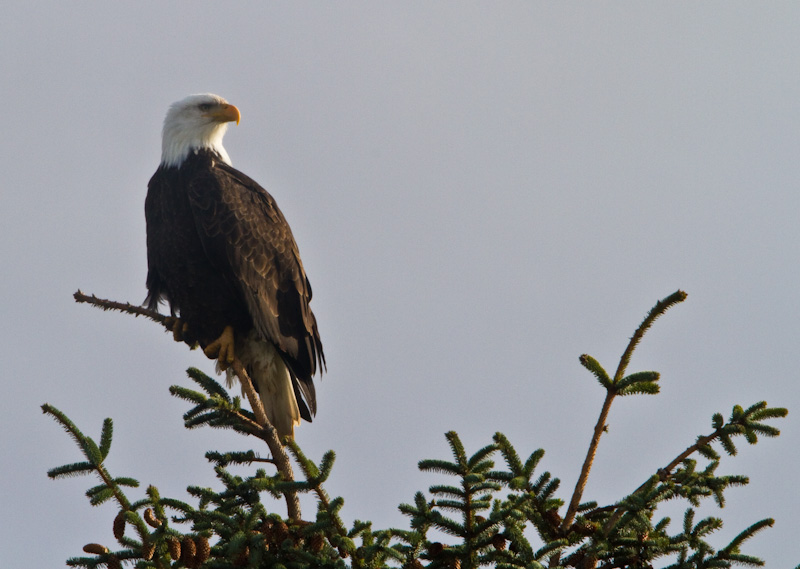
[161,93,241,168]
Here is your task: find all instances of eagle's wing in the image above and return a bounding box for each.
[186,161,324,416]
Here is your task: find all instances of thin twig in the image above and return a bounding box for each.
[74,290,168,325]
[74,290,302,520]
[249,457,278,464]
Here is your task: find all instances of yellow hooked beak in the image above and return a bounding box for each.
[210,103,241,125]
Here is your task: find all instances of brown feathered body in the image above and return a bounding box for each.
[145,148,324,437]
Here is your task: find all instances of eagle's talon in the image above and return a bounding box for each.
[204,325,235,370]
[164,317,190,344]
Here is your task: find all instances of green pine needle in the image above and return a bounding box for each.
[318,450,336,480]
[750,404,788,421]
[87,486,116,506]
[81,437,104,466]
[723,518,774,554]
[47,461,95,479]
[186,367,231,401]
[614,290,688,382]
[42,404,84,445]
[719,433,738,456]
[617,381,661,396]
[168,385,209,406]
[467,443,499,469]
[429,484,466,499]
[205,449,260,466]
[493,432,523,473]
[445,430,468,466]
[617,370,660,391]
[418,459,461,476]
[579,354,612,389]
[98,418,113,459]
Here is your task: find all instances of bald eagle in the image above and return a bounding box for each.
[145,93,324,440]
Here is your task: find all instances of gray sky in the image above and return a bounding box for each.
[3,3,798,567]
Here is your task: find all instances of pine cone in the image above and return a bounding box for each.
[544,508,562,528]
[491,533,507,550]
[195,536,211,564]
[167,537,181,560]
[142,541,155,561]
[144,508,161,528]
[428,542,445,557]
[180,536,197,566]
[113,511,126,540]
[234,546,250,566]
[570,520,596,536]
[274,521,289,544]
[309,533,325,553]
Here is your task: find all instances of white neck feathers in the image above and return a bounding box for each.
[160,120,232,168]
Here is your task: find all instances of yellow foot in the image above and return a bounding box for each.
[203,325,235,370]
[164,317,190,344]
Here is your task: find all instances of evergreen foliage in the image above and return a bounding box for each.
[47,291,791,568]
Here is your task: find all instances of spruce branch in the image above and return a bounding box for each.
[42,404,134,512]
[601,401,787,536]
[658,401,785,479]
[613,290,687,383]
[74,290,168,325]
[73,290,302,521]
[561,292,686,541]
[174,369,303,521]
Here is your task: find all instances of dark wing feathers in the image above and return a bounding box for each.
[186,160,324,413]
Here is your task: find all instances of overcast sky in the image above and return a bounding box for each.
[2,3,798,567]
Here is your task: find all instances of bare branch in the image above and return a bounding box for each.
[561,390,615,533]
[74,290,168,325]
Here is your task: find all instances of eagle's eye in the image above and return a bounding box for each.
[198,103,213,112]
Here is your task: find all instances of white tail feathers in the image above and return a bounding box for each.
[223,329,301,440]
